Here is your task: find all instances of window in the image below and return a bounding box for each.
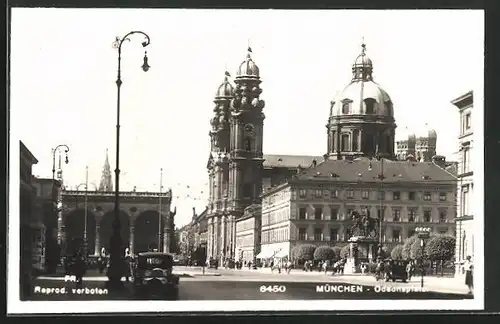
[439,211,447,223]
[342,101,350,114]
[315,189,322,198]
[393,191,401,200]
[314,228,323,241]
[462,147,470,173]
[298,228,307,241]
[392,209,401,222]
[378,191,385,200]
[408,209,416,222]
[347,189,354,199]
[244,137,252,151]
[424,210,432,222]
[424,192,431,201]
[299,189,307,198]
[365,98,376,114]
[362,190,369,199]
[465,113,471,131]
[408,191,416,200]
[341,134,350,151]
[331,189,339,198]
[439,193,447,201]
[299,208,307,220]
[461,185,470,216]
[330,208,338,220]
[352,130,359,152]
[392,229,401,243]
[330,228,338,241]
[314,207,323,220]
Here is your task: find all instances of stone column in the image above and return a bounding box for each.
[94,224,101,256]
[221,215,227,262]
[214,217,220,259]
[232,216,237,258]
[129,225,135,255]
[358,130,363,152]
[207,218,213,258]
[163,214,170,253]
[57,207,65,246]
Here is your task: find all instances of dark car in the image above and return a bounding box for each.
[132,252,180,300]
[384,259,409,282]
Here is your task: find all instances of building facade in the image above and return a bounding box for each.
[60,151,176,255]
[20,141,39,299]
[259,157,457,260]
[452,91,474,276]
[235,204,262,263]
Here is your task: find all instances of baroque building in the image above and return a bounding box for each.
[202,42,457,265]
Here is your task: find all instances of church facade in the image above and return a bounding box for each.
[204,43,457,264]
[59,151,176,255]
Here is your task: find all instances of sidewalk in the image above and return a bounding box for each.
[37,269,221,281]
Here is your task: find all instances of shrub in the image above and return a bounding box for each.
[410,238,425,260]
[331,246,342,261]
[314,246,335,261]
[292,244,317,261]
[425,235,456,262]
[402,236,419,260]
[340,245,350,259]
[391,244,404,260]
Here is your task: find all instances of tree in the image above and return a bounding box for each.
[425,235,456,276]
[390,244,404,260]
[292,244,317,261]
[402,235,419,260]
[340,245,350,259]
[314,246,335,261]
[331,246,342,261]
[410,239,424,260]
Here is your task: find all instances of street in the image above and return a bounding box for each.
[26,266,472,301]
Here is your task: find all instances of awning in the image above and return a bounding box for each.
[256,247,272,259]
[274,249,288,258]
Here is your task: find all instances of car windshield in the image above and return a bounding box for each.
[137,255,173,270]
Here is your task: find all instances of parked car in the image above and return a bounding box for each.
[132,252,180,300]
[384,259,409,282]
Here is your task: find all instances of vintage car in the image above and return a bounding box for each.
[384,259,409,282]
[132,252,180,300]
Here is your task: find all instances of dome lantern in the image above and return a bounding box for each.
[352,42,373,82]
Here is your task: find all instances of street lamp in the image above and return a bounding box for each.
[52,145,70,246]
[158,168,164,252]
[415,226,431,288]
[369,152,385,259]
[75,166,90,256]
[107,31,151,290]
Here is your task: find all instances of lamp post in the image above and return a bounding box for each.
[369,153,385,259]
[52,145,69,247]
[158,168,164,252]
[415,227,431,288]
[107,31,151,289]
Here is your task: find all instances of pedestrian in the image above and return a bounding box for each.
[73,251,86,289]
[463,256,474,294]
[322,260,328,274]
[406,261,412,281]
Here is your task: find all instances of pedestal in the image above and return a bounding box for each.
[344,257,359,274]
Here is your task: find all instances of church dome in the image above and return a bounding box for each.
[215,72,234,98]
[331,81,393,117]
[237,48,259,78]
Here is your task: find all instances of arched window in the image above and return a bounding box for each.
[352,130,359,152]
[364,98,376,114]
[385,100,393,115]
[342,101,351,114]
[341,134,350,151]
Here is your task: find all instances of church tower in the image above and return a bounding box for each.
[99,149,113,191]
[229,47,266,213]
[326,42,397,160]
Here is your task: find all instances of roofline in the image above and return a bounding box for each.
[20,141,38,164]
[261,182,292,198]
[432,161,459,179]
[450,91,473,108]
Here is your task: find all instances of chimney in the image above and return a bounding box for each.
[312,159,317,167]
[432,155,446,169]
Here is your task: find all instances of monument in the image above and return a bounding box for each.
[343,209,379,274]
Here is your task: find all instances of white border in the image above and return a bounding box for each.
[7,12,485,315]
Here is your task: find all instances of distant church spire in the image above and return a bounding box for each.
[99,149,113,191]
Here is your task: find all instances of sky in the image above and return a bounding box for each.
[10,9,484,227]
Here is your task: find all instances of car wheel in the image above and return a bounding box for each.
[402,279,407,283]
[392,279,395,282]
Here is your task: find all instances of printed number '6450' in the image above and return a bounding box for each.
[259,285,286,293]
